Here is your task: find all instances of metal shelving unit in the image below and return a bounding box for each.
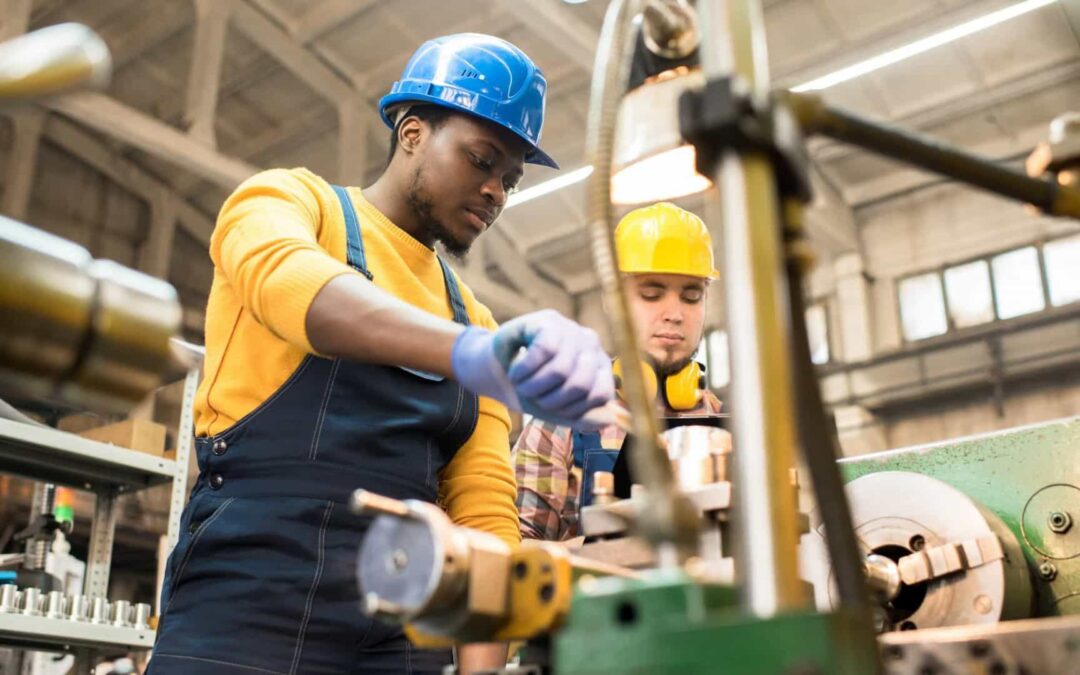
[0,367,199,671]
[0,613,154,652]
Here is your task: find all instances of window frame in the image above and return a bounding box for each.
[894,234,1080,343]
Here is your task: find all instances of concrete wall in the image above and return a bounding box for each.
[837,374,1080,457]
[829,183,1080,454]
[858,183,1080,351]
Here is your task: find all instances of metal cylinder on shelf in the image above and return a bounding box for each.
[45,590,65,619]
[67,594,89,622]
[111,599,132,628]
[133,603,152,630]
[0,585,18,613]
[21,588,42,616]
[90,597,110,625]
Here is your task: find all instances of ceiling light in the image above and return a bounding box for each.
[791,0,1057,92]
[504,0,1057,209]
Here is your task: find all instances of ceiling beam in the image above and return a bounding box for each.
[338,96,369,185]
[294,0,378,44]
[358,12,519,87]
[76,0,195,73]
[1,110,45,221]
[43,115,216,246]
[232,0,356,101]
[1062,0,1080,44]
[183,0,233,147]
[0,0,31,41]
[137,194,178,279]
[44,92,259,191]
[514,0,597,72]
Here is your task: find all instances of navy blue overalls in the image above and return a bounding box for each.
[148,187,477,675]
[571,431,617,510]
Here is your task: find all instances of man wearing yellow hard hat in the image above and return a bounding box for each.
[513,202,723,541]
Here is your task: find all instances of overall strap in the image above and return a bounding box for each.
[437,257,471,326]
[571,431,603,468]
[331,185,374,280]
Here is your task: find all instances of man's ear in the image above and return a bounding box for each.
[398,117,424,155]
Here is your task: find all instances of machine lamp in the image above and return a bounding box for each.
[611,68,711,205]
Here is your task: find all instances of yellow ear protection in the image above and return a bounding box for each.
[612,359,705,411]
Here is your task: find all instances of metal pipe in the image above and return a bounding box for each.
[584,0,698,557]
[863,554,901,604]
[0,23,111,104]
[783,204,868,611]
[697,0,806,617]
[0,217,182,414]
[785,92,1080,219]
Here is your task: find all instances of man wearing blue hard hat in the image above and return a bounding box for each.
[147,34,612,675]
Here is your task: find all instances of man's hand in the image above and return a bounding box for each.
[451,310,614,427]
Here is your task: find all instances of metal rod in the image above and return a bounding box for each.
[786,92,1080,219]
[698,0,806,617]
[350,489,412,518]
[783,205,869,611]
[584,0,699,557]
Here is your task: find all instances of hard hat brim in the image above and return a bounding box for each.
[379,92,559,169]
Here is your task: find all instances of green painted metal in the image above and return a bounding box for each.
[554,571,879,674]
[839,416,1080,616]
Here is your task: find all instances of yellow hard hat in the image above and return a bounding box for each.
[615,202,718,279]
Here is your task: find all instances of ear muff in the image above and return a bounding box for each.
[613,359,704,411]
[612,359,659,404]
[662,360,705,411]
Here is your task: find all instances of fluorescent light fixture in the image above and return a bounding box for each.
[506,165,594,208]
[504,0,1056,209]
[791,0,1057,92]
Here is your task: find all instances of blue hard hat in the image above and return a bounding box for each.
[380,33,558,169]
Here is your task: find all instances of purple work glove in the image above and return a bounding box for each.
[451,309,614,428]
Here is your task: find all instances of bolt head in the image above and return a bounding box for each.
[1049,511,1072,534]
[1039,562,1058,581]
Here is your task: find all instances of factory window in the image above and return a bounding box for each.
[1044,234,1080,306]
[943,260,994,328]
[805,303,830,365]
[990,246,1045,319]
[699,307,829,390]
[898,273,948,341]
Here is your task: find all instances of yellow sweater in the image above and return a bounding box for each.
[195,167,519,546]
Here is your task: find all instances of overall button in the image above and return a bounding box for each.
[209,474,224,490]
[188,520,201,534]
[212,439,227,456]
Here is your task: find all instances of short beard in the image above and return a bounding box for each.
[406,165,472,258]
[652,354,695,377]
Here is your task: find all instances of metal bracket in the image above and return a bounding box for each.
[678,75,812,201]
[84,490,119,599]
[165,367,199,554]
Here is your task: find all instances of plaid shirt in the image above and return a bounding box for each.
[512,391,723,541]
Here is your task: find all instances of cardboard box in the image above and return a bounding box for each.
[77,419,167,457]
